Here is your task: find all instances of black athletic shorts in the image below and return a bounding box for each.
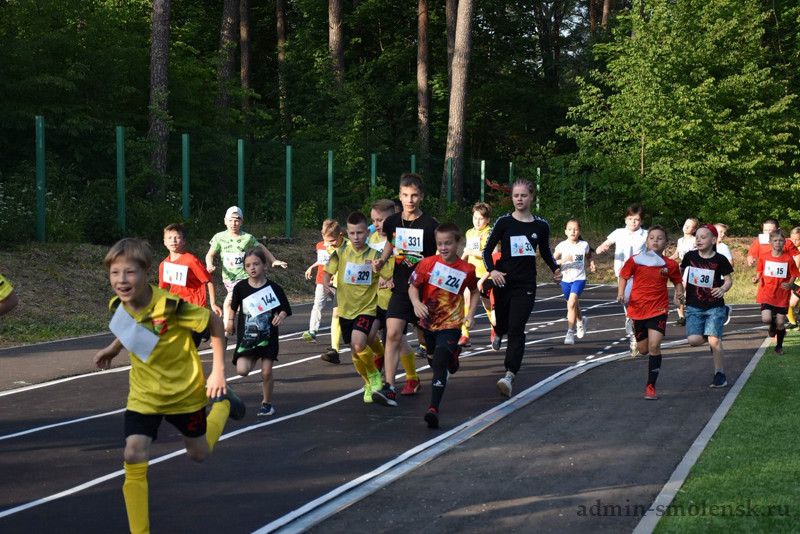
[339,315,376,344]
[633,314,668,342]
[125,407,207,440]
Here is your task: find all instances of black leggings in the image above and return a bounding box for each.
[493,284,536,375]
[423,328,460,410]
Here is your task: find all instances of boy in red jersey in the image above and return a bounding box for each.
[409,223,479,428]
[746,218,800,268]
[618,225,684,400]
[752,229,800,354]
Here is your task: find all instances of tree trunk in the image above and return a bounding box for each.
[446,0,458,86]
[601,0,611,30]
[533,1,564,89]
[240,0,252,115]
[417,0,430,160]
[215,0,239,112]
[276,0,289,139]
[329,0,344,89]
[589,0,596,35]
[148,0,170,192]
[441,0,473,205]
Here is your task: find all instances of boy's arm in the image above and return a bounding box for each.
[205,247,217,272]
[616,276,629,305]
[407,284,429,320]
[305,262,320,280]
[373,240,394,273]
[257,243,288,269]
[710,274,733,298]
[595,238,614,255]
[94,338,123,370]
[465,287,480,329]
[224,297,236,335]
[205,313,228,399]
[673,282,685,307]
[322,271,333,294]
[206,281,222,316]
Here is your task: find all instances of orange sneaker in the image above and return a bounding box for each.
[400,378,421,395]
[644,384,658,400]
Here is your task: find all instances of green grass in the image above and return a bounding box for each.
[655,335,800,533]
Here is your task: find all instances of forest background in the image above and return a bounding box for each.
[1,0,799,245]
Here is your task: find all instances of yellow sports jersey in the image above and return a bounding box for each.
[325,242,392,319]
[464,226,491,278]
[368,232,394,310]
[0,274,13,301]
[109,286,210,415]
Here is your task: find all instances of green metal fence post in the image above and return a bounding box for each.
[182,134,190,220]
[35,116,46,242]
[480,160,486,202]
[509,161,514,186]
[237,139,245,215]
[371,153,377,189]
[447,157,453,204]
[328,150,334,220]
[116,126,126,233]
[286,145,293,238]
[411,154,416,174]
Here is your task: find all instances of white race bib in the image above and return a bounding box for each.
[162,262,188,287]
[466,236,481,251]
[395,227,424,253]
[368,239,386,253]
[242,285,280,317]
[687,266,714,288]
[572,253,585,265]
[758,233,770,245]
[223,251,245,270]
[109,305,159,363]
[510,235,535,257]
[317,249,331,266]
[764,261,788,278]
[345,262,373,285]
[429,262,467,294]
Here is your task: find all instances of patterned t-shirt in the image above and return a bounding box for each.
[410,255,477,331]
[208,231,260,283]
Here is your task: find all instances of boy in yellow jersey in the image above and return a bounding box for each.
[324,212,393,402]
[459,202,492,347]
[0,273,19,317]
[93,238,244,534]
[369,198,399,370]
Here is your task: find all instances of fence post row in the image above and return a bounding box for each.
[35,115,46,242]
[116,126,126,233]
[285,145,293,238]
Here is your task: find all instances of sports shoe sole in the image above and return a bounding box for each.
[220,386,246,420]
[371,390,398,407]
[424,409,439,429]
[496,378,512,398]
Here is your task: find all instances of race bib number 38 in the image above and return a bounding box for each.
[687,266,714,288]
[430,262,466,294]
[242,286,280,317]
[764,261,788,278]
[510,235,536,257]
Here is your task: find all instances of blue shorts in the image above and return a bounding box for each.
[561,279,586,300]
[685,305,725,338]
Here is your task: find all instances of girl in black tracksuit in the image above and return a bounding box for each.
[483,179,561,397]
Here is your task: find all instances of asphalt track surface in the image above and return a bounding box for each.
[0,284,768,533]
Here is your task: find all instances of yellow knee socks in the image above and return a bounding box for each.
[400,349,418,381]
[205,400,230,452]
[123,461,150,534]
[331,311,341,351]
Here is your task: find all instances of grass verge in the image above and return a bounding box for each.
[655,334,800,532]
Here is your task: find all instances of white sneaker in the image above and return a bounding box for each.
[497,372,514,397]
[576,317,587,339]
[630,336,639,357]
[625,317,634,336]
[564,330,575,345]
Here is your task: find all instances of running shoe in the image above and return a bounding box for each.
[368,370,383,395]
[491,335,502,352]
[710,372,727,388]
[415,345,428,359]
[401,378,421,395]
[564,330,575,345]
[724,305,732,326]
[458,335,471,347]
[774,346,784,355]
[787,322,798,330]
[675,316,686,326]
[215,385,246,420]
[362,382,373,403]
[302,330,317,343]
[768,320,777,338]
[576,317,587,339]
[257,402,275,416]
[448,346,461,375]
[644,384,658,400]
[321,348,340,364]
[424,407,439,429]
[497,372,514,398]
[625,317,634,336]
[371,385,398,407]
[630,336,639,357]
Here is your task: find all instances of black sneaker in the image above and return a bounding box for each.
[675,316,686,326]
[424,407,439,429]
[216,385,246,420]
[447,346,461,375]
[710,372,727,388]
[257,402,275,416]
[321,348,340,364]
[787,322,798,330]
[491,335,502,352]
[371,384,398,407]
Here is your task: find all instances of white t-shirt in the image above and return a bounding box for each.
[607,227,648,276]
[555,240,590,283]
[676,236,696,260]
[716,242,732,262]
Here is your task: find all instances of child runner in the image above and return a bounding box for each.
[752,229,800,355]
[713,223,733,262]
[617,225,684,400]
[680,224,734,387]
[369,198,399,368]
[482,179,561,398]
[205,206,286,329]
[94,238,244,534]
[409,223,479,428]
[786,227,800,329]
[301,220,344,353]
[554,219,596,344]
[596,204,648,356]
[226,249,292,416]
[459,202,492,347]
[746,218,800,268]
[371,173,437,407]
[159,223,222,346]
[0,272,18,316]
[669,217,698,326]
[477,247,502,350]
[324,212,392,402]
